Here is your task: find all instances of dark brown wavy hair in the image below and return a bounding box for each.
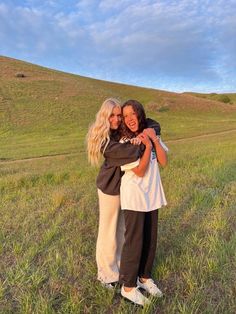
[120,99,147,138]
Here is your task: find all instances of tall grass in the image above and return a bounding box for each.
[1,132,235,313]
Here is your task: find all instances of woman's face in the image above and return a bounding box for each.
[109,106,122,130]
[123,105,139,133]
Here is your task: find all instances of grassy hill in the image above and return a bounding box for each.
[183,92,236,105]
[1,56,236,159]
[0,56,236,313]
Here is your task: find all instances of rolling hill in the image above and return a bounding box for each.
[1,56,236,313]
[183,91,236,105]
[1,55,236,160]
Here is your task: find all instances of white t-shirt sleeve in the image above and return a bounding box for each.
[121,158,140,171]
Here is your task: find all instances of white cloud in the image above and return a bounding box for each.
[0,3,8,14]
[85,1,217,80]
[98,0,132,11]
[0,0,235,92]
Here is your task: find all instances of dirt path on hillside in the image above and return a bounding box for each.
[1,129,236,165]
[165,128,236,143]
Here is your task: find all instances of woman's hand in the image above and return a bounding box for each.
[137,132,152,147]
[130,137,141,145]
[143,128,158,142]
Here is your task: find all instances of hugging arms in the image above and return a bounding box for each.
[86,98,168,305]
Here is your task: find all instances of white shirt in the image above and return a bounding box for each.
[120,138,168,212]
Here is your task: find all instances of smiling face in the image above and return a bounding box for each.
[109,106,122,130]
[123,105,139,133]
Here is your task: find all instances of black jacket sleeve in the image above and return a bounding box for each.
[103,140,140,167]
[102,118,161,167]
[146,118,161,136]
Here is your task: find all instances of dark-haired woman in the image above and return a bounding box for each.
[119,100,168,306]
[86,98,160,289]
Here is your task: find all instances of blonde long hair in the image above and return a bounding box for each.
[86,98,121,166]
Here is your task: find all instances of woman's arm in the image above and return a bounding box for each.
[131,133,152,177]
[143,128,168,167]
[103,140,141,166]
[152,137,168,167]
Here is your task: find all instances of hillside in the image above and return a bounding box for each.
[183,92,236,105]
[1,57,236,313]
[1,55,236,160]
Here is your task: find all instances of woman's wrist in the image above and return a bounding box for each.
[145,143,152,149]
[153,138,160,145]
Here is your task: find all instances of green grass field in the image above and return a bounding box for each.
[1,56,236,313]
[1,132,235,313]
[1,56,236,160]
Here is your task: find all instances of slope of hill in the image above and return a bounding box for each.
[183,91,236,105]
[1,56,236,313]
[1,55,236,160]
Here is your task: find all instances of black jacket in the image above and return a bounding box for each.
[96,119,161,195]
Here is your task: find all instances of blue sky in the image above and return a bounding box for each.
[0,0,236,93]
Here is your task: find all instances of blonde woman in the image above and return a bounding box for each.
[87,98,141,288]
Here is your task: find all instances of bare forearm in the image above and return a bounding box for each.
[132,145,152,177]
[143,127,168,167]
[153,140,168,167]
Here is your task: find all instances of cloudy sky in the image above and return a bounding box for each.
[0,0,236,92]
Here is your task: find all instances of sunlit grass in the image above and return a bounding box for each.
[0,132,235,313]
[1,56,236,160]
[1,56,236,312]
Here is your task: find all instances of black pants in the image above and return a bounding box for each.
[119,209,158,287]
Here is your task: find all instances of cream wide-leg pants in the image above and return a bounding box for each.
[96,189,125,284]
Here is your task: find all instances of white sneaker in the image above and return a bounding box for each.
[137,278,163,297]
[121,286,150,306]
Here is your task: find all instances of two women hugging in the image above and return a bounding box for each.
[86,98,168,306]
